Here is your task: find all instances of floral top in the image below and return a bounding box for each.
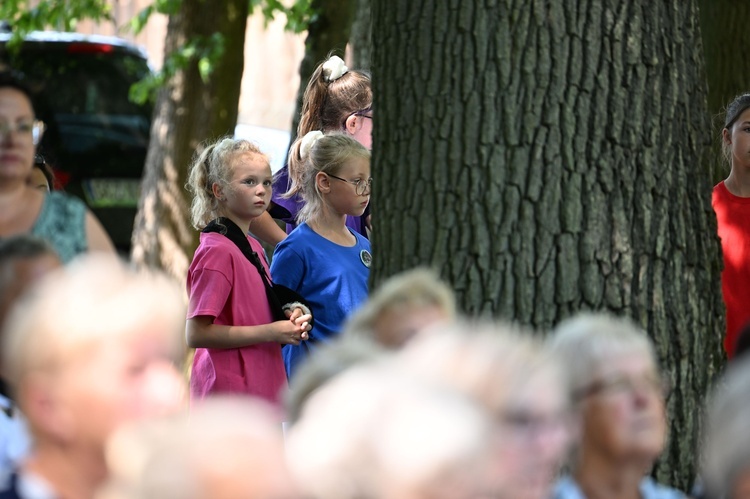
[31,191,87,263]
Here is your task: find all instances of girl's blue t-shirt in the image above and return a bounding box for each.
[269,222,371,379]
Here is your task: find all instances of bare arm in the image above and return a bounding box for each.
[186,314,311,349]
[84,210,116,254]
[249,210,288,247]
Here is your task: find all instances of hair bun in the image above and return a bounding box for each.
[322,56,348,82]
[300,131,324,160]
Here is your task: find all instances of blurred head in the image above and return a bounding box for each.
[285,335,386,423]
[550,313,667,468]
[186,137,271,230]
[344,268,456,349]
[99,397,299,499]
[0,71,44,183]
[0,235,60,366]
[2,255,186,459]
[286,132,371,224]
[701,357,750,499]
[395,322,571,499]
[287,364,493,499]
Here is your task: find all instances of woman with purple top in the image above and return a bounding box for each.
[250,55,373,245]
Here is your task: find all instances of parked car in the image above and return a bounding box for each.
[0,30,153,251]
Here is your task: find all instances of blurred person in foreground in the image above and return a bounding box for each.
[287,321,571,499]
[394,321,572,499]
[0,255,186,499]
[0,235,60,478]
[97,396,300,499]
[343,267,456,349]
[697,357,750,499]
[549,313,685,499]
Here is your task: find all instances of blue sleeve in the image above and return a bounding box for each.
[270,241,305,292]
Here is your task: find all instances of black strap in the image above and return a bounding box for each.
[203,218,274,289]
[202,218,288,321]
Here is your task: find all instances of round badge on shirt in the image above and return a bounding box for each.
[360,249,372,268]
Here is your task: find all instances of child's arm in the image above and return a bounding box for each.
[186,315,311,349]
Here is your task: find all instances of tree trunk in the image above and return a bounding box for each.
[698,0,750,183]
[289,0,356,139]
[130,0,249,279]
[371,0,723,489]
[349,0,371,70]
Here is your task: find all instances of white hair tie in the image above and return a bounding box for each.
[300,131,324,160]
[322,56,348,82]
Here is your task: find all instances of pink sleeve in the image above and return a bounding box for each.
[187,267,232,319]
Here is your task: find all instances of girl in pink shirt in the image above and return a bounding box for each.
[185,138,311,405]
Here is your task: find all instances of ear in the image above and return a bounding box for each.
[315,172,331,194]
[211,182,224,201]
[723,127,732,146]
[344,114,359,135]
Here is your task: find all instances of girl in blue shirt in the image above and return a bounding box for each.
[270,132,371,379]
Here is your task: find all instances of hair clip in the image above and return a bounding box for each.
[300,130,324,160]
[322,56,348,82]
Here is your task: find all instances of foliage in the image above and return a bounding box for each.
[0,0,111,48]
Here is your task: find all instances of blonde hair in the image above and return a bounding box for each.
[186,137,269,230]
[2,254,185,389]
[395,321,563,415]
[286,133,370,224]
[99,397,291,499]
[344,268,456,346]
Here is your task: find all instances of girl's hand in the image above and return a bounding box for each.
[272,318,311,345]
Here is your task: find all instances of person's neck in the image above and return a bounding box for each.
[222,214,251,235]
[24,443,108,499]
[574,448,650,499]
[725,167,750,197]
[308,211,354,246]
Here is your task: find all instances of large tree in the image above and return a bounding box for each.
[130,0,249,277]
[371,0,724,488]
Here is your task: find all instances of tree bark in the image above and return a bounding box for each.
[349,0,371,70]
[371,0,723,489]
[698,0,750,183]
[289,0,356,139]
[130,0,248,279]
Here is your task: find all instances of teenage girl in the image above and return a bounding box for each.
[185,138,312,404]
[270,132,372,379]
[714,93,750,358]
[251,54,373,245]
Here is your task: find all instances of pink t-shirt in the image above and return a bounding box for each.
[187,232,287,404]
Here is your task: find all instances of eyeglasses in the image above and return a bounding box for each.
[0,120,46,145]
[327,174,372,195]
[573,373,671,401]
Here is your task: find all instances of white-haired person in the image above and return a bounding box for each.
[0,255,186,499]
[97,396,301,499]
[286,362,494,499]
[342,267,456,349]
[696,357,750,499]
[549,313,685,499]
[394,321,573,499]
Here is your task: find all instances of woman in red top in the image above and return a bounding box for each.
[713,93,750,357]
